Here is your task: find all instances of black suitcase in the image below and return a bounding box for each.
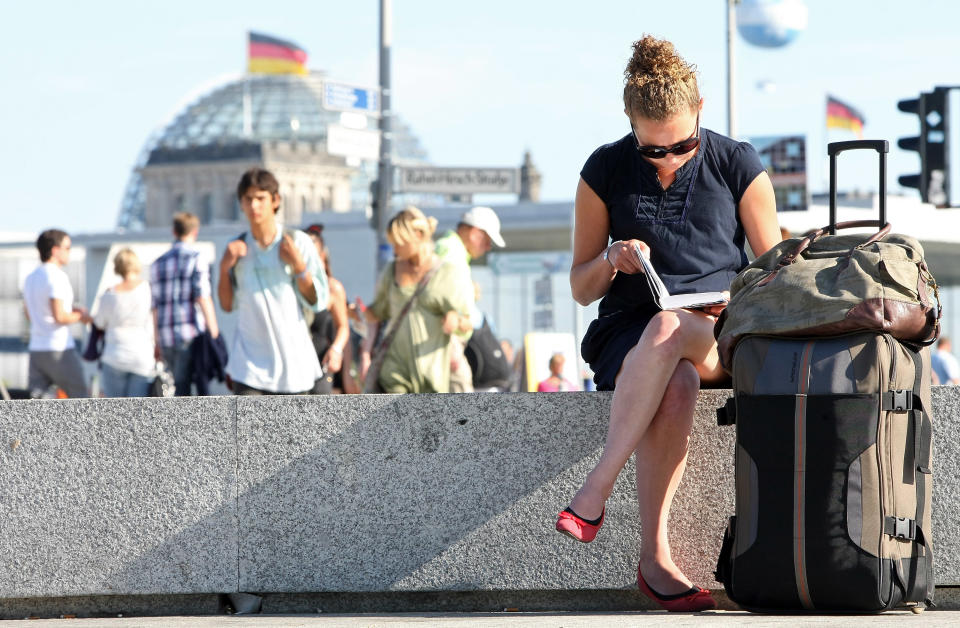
[714,142,936,613]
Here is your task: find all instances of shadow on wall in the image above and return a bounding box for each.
[107,393,622,593]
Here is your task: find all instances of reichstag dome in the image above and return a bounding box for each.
[117,72,428,230]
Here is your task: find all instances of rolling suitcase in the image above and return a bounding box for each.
[714,141,937,612]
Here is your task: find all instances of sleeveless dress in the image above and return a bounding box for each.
[579,128,765,391]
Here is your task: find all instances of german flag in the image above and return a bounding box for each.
[248,32,308,75]
[826,95,865,138]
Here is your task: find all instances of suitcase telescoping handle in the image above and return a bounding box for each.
[828,140,888,235]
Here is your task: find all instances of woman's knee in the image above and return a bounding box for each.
[662,359,700,409]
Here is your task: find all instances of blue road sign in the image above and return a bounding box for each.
[323,81,380,115]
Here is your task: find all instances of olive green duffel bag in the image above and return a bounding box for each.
[715,220,941,370]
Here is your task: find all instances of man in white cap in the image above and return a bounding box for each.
[434,206,506,392]
[435,205,506,264]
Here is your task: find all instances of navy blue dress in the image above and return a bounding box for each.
[579,128,765,390]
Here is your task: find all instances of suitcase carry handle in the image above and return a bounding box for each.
[828,140,888,235]
[773,221,892,272]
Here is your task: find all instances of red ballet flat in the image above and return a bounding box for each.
[637,565,717,612]
[555,507,604,543]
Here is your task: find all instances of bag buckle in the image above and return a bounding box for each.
[887,516,917,540]
[883,390,913,412]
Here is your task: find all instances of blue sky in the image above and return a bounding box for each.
[1,0,957,235]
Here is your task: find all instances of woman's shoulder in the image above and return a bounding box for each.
[585,133,634,166]
[433,258,469,282]
[702,128,758,163]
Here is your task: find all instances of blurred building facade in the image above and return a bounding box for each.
[118,72,430,230]
[751,135,808,211]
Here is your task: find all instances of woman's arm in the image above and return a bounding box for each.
[570,178,617,305]
[323,278,349,374]
[359,310,380,383]
[570,178,647,305]
[739,171,782,258]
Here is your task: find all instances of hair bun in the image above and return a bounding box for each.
[623,35,699,120]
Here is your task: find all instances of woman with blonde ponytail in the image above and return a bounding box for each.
[556,35,781,611]
[359,206,472,393]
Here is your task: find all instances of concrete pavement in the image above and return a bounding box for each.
[4,612,960,627]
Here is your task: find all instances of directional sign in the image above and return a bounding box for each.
[397,167,520,194]
[323,81,380,116]
[327,125,381,161]
[488,252,571,276]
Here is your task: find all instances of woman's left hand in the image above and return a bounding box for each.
[442,310,459,335]
[698,291,730,318]
[322,346,343,374]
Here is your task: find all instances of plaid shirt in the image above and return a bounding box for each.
[150,242,211,347]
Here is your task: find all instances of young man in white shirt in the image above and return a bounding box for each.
[218,168,329,395]
[22,229,92,398]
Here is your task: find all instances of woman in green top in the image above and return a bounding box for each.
[360,206,473,393]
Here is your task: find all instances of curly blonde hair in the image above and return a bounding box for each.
[386,205,438,247]
[623,35,700,121]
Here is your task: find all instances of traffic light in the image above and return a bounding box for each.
[896,94,926,196]
[898,86,959,207]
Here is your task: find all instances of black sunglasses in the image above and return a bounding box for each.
[631,112,700,159]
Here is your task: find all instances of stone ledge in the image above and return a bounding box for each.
[0,388,957,608]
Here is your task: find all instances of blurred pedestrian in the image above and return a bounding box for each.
[305,223,352,394]
[435,206,507,392]
[360,206,471,393]
[932,336,960,385]
[93,248,155,397]
[537,353,577,392]
[151,212,220,395]
[219,168,329,395]
[23,229,91,398]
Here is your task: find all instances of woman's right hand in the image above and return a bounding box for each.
[606,239,651,275]
[358,350,371,382]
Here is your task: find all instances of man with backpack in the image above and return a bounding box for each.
[218,168,329,395]
[434,206,507,392]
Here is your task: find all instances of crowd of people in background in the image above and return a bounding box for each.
[21,169,960,400]
[21,166,549,400]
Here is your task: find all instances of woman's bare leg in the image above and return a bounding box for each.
[635,358,699,594]
[568,310,723,521]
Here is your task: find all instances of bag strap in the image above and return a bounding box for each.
[363,263,441,393]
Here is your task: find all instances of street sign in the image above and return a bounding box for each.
[327,125,381,161]
[489,252,571,276]
[397,167,520,194]
[323,81,381,116]
[533,309,554,331]
[534,276,553,306]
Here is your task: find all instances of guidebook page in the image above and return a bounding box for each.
[633,243,728,310]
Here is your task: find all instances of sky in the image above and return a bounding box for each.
[2,0,958,236]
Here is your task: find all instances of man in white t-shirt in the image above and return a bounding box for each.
[218,168,329,395]
[22,229,92,398]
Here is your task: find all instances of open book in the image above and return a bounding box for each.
[633,243,728,310]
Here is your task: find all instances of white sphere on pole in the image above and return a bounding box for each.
[736,0,808,48]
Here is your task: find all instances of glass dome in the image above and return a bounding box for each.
[117,72,428,229]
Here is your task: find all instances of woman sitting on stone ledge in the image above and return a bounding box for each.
[556,35,781,612]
